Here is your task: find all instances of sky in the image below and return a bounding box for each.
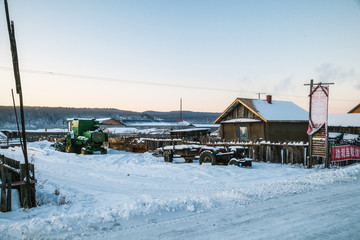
[0,0,359,113]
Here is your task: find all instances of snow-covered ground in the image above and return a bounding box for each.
[0,141,359,239]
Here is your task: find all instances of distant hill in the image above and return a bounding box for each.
[0,106,220,130]
[0,106,152,130]
[143,111,220,124]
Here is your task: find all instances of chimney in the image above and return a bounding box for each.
[266,95,272,104]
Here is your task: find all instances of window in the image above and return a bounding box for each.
[238,126,248,140]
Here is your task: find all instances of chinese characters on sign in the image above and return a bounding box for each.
[331,145,360,162]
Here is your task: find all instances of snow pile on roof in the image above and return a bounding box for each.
[96,118,112,123]
[253,99,308,121]
[138,128,169,135]
[328,113,360,127]
[329,132,342,138]
[343,133,359,140]
[126,121,191,127]
[222,118,261,123]
[193,124,220,128]
[105,127,138,134]
[26,129,67,133]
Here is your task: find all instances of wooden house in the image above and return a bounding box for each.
[328,113,360,134]
[214,96,309,142]
[348,103,360,113]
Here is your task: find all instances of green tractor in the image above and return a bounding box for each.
[54,118,108,154]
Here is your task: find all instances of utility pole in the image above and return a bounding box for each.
[180,98,183,122]
[307,79,313,168]
[4,0,33,207]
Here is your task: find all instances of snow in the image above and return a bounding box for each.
[192,124,220,128]
[96,118,112,123]
[104,127,139,134]
[221,118,261,123]
[328,113,360,127]
[343,133,359,140]
[0,132,7,140]
[252,99,308,121]
[0,141,359,239]
[329,132,342,138]
[170,128,210,133]
[26,128,67,133]
[105,127,170,135]
[126,121,191,127]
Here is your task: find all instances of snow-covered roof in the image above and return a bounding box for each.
[96,118,112,123]
[252,99,308,121]
[125,121,191,127]
[214,98,308,123]
[221,118,261,123]
[192,124,220,128]
[328,113,360,127]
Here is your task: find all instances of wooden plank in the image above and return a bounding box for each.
[6,173,12,212]
[0,165,6,212]
[19,164,26,208]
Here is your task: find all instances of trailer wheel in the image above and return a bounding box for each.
[228,159,240,167]
[200,151,217,165]
[245,161,252,167]
[163,151,173,163]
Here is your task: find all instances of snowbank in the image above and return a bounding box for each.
[0,141,359,239]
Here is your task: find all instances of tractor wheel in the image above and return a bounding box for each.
[163,151,173,163]
[81,148,86,155]
[199,151,217,165]
[66,143,76,153]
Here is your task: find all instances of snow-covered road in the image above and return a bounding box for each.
[108,181,360,240]
[0,141,359,240]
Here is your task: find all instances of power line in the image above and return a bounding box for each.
[0,66,254,94]
[0,66,358,102]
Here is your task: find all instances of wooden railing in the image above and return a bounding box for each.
[0,154,36,212]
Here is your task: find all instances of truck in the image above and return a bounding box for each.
[54,118,108,154]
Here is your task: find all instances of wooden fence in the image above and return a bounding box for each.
[143,139,309,166]
[0,154,36,212]
[106,137,313,166]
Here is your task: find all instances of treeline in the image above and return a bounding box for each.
[143,110,220,123]
[0,106,152,130]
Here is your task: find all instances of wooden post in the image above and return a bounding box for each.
[20,164,27,208]
[308,79,313,168]
[6,173,12,212]
[1,164,6,212]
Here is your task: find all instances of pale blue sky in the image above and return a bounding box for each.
[1,0,359,113]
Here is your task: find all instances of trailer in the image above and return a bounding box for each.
[162,144,252,166]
